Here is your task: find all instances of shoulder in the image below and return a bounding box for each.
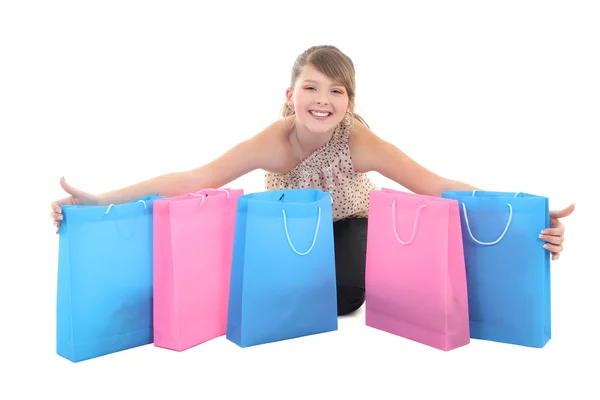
[347,118,387,173]
[347,118,449,196]
[249,115,297,173]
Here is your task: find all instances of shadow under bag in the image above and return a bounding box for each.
[441,190,551,348]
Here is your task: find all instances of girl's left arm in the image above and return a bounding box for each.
[350,121,478,197]
[350,121,575,260]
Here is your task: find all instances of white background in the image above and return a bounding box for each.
[1,0,598,398]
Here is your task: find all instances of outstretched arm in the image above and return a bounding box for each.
[51,117,293,232]
[94,137,261,205]
[350,121,478,197]
[349,121,575,260]
[63,118,289,207]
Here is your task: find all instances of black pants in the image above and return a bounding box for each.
[334,217,368,316]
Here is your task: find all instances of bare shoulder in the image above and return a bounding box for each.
[252,115,297,173]
[186,116,296,189]
[348,119,448,196]
[347,119,383,173]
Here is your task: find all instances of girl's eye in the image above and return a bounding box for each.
[302,85,345,94]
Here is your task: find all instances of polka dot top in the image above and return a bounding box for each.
[264,116,378,222]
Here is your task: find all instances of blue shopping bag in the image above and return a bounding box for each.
[226,188,338,347]
[441,190,551,348]
[56,194,165,362]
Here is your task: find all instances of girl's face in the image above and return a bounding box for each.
[286,63,350,135]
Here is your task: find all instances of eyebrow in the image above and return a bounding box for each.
[301,79,345,87]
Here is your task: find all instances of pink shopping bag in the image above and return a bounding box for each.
[153,188,243,351]
[365,188,470,351]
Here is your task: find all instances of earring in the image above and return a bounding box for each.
[284,102,296,130]
[346,109,355,128]
[286,102,296,119]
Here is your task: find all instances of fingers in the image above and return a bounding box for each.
[50,197,65,233]
[60,176,70,192]
[50,200,64,217]
[540,234,563,246]
[51,176,82,234]
[60,176,83,198]
[540,227,565,261]
[51,201,63,213]
[51,176,76,232]
[542,226,564,236]
[541,235,564,260]
[51,210,63,221]
[51,209,63,233]
[549,203,575,219]
[543,243,563,254]
[50,190,76,212]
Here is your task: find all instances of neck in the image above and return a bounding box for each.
[294,123,336,157]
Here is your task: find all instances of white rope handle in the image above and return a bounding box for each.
[281,207,321,256]
[188,188,230,199]
[102,199,147,240]
[461,202,513,245]
[105,199,147,215]
[391,200,427,245]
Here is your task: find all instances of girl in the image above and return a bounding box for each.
[50,45,574,316]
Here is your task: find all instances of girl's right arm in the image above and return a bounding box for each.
[52,116,291,224]
[95,119,288,205]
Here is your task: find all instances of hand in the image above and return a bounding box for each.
[540,203,575,261]
[50,176,99,233]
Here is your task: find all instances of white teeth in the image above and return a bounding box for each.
[310,111,330,117]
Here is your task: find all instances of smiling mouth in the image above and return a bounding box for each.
[309,110,332,119]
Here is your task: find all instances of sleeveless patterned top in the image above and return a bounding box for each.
[264,116,378,222]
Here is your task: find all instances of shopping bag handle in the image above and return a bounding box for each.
[461,203,513,245]
[102,199,148,240]
[281,207,321,256]
[188,188,231,199]
[391,200,427,245]
[105,199,147,215]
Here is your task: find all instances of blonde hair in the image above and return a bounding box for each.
[280,45,369,128]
